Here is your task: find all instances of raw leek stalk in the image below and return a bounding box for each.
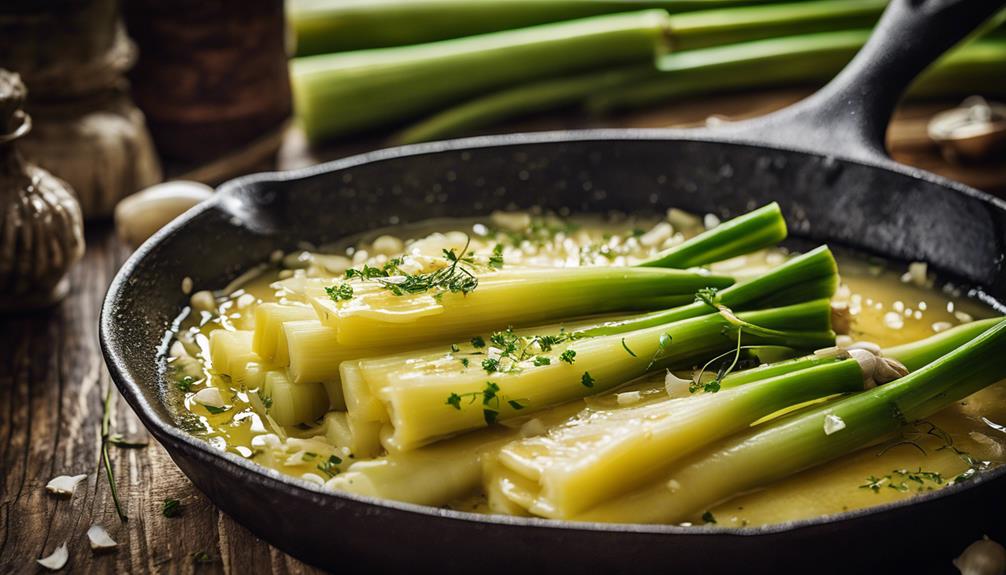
[289,0,779,56]
[393,0,885,143]
[590,32,1006,113]
[664,0,884,51]
[638,202,786,268]
[311,266,734,348]
[400,33,1006,142]
[292,10,672,141]
[357,300,834,451]
[498,357,870,518]
[575,318,1006,524]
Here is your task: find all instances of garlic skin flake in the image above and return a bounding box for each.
[37,542,69,571]
[87,524,118,551]
[823,414,847,436]
[46,474,88,497]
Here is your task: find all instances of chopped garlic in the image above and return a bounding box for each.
[87,524,118,551]
[519,418,547,438]
[845,341,882,355]
[955,311,975,324]
[664,370,692,398]
[616,391,642,406]
[666,208,700,230]
[46,474,88,497]
[37,542,69,570]
[301,473,326,486]
[638,222,673,247]
[372,235,404,256]
[823,414,846,435]
[490,211,531,231]
[284,451,311,467]
[189,290,216,314]
[907,261,928,287]
[703,213,721,229]
[666,479,681,493]
[883,311,904,330]
[181,276,193,295]
[192,387,225,409]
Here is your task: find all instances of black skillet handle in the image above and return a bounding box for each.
[718,0,1006,164]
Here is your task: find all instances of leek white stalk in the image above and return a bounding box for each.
[498,357,871,518]
[574,318,1006,524]
[358,300,834,451]
[312,266,734,348]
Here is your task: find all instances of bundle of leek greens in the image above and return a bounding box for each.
[287,0,1006,143]
[175,202,1006,525]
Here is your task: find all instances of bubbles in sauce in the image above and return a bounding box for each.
[163,211,1004,526]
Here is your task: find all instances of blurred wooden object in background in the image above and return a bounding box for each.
[0,0,162,219]
[124,0,292,163]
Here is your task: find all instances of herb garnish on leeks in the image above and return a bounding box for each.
[358,299,833,451]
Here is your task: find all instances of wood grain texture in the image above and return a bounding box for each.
[0,226,324,574]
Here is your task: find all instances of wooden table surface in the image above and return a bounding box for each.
[0,227,324,574]
[2,89,1003,575]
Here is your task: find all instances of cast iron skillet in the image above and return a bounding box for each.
[102,1,1006,573]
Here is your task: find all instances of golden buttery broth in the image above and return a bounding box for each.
[163,210,1003,527]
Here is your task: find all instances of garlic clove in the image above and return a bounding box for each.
[114,180,214,248]
[954,536,1006,575]
[37,542,69,571]
[45,474,88,497]
[86,524,118,551]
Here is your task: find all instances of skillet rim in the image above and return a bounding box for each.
[100,128,1006,539]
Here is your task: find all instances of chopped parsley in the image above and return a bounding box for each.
[482,357,500,373]
[559,349,577,364]
[204,404,229,415]
[450,343,460,353]
[645,332,673,370]
[257,389,272,409]
[581,371,596,388]
[460,358,470,368]
[317,455,343,478]
[533,356,551,366]
[488,244,504,269]
[860,468,944,493]
[445,381,526,423]
[324,283,354,302]
[471,336,486,348]
[621,338,637,357]
[162,498,182,518]
[701,511,717,524]
[176,375,195,393]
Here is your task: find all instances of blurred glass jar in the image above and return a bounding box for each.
[124,0,292,162]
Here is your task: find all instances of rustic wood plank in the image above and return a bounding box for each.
[0,226,325,574]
